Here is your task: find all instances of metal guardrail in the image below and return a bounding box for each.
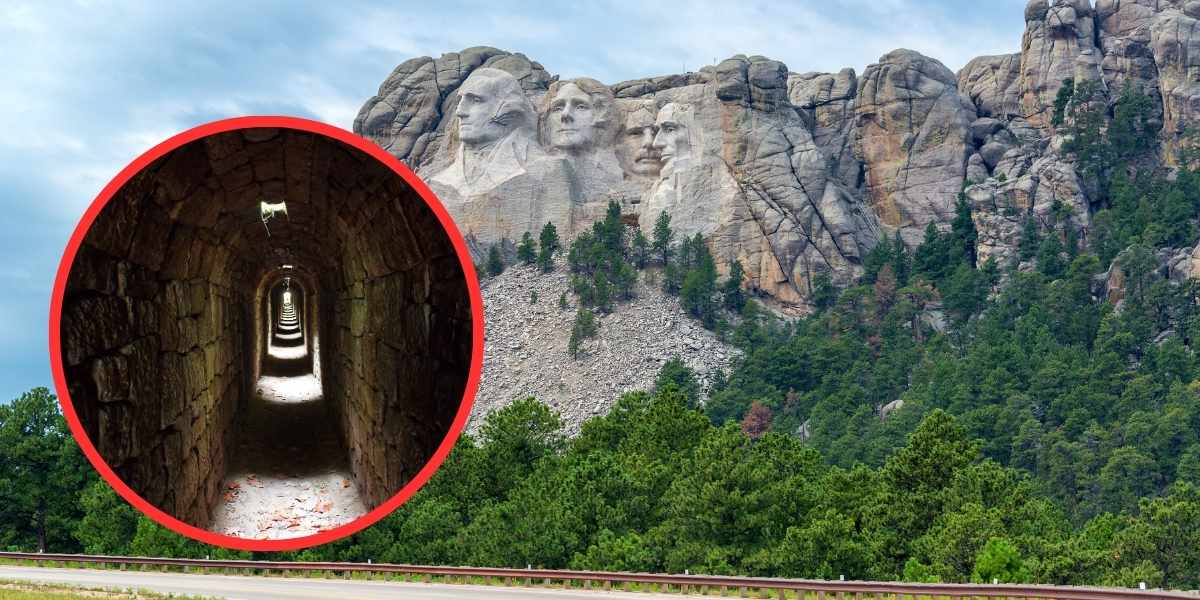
[0,552,1193,599]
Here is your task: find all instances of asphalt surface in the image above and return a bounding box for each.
[0,566,696,599]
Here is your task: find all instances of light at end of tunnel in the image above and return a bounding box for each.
[281,264,293,269]
[283,291,292,304]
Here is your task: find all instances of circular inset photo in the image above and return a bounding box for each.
[50,117,483,550]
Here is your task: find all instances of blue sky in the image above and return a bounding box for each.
[0,0,1027,402]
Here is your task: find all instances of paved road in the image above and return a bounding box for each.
[0,566,694,599]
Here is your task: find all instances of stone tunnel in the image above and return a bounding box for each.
[58,127,474,534]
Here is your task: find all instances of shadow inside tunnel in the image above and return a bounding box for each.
[208,294,367,539]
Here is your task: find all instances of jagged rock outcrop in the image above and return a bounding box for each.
[1097,0,1163,112]
[853,49,976,245]
[1150,4,1200,160]
[789,68,862,192]
[967,153,1090,266]
[1020,0,1106,129]
[959,53,1024,119]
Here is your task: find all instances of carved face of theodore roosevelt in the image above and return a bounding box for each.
[616,101,661,177]
[454,68,534,147]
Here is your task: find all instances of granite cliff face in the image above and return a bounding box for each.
[355,0,1200,311]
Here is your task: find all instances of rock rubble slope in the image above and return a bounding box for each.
[471,259,736,435]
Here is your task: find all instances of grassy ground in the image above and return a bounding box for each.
[0,579,211,599]
[0,561,959,599]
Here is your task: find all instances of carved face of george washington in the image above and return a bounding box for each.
[454,68,534,147]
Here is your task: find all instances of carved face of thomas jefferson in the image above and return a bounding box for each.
[548,83,597,150]
[541,78,618,155]
[454,68,534,147]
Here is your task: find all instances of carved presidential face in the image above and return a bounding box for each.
[652,103,694,175]
[548,83,599,151]
[454,68,531,147]
[616,103,661,177]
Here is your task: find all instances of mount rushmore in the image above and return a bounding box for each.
[355,0,1200,311]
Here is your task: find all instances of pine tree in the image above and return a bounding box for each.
[537,246,554,272]
[1051,77,1074,128]
[652,212,673,265]
[862,235,894,284]
[951,192,978,268]
[486,244,505,276]
[1037,230,1066,279]
[722,260,746,312]
[593,271,612,312]
[632,229,650,269]
[891,231,911,286]
[812,271,837,312]
[1018,217,1040,262]
[568,307,599,359]
[614,262,636,300]
[539,222,560,255]
[517,232,536,265]
[538,222,560,272]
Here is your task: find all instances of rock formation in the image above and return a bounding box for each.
[355,2,1200,310]
[853,49,976,246]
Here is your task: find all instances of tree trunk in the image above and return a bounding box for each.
[36,513,46,553]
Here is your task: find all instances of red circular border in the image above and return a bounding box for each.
[48,116,485,552]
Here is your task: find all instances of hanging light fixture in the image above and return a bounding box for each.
[260,200,289,237]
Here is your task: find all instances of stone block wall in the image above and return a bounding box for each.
[62,161,249,527]
[327,178,472,508]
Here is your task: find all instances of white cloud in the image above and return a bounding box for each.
[284,74,363,128]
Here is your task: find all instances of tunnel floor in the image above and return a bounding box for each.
[208,308,367,539]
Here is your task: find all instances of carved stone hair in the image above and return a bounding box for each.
[538,77,619,149]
